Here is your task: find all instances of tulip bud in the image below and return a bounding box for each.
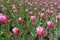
[31,16,36,22]
[18,17,23,23]
[39,3,42,7]
[46,9,50,14]
[7,1,10,4]
[42,8,45,12]
[29,3,33,7]
[12,27,19,34]
[56,14,60,20]
[34,8,38,11]
[12,5,16,10]
[38,12,40,17]
[40,13,45,19]
[58,6,60,10]
[1,5,7,11]
[13,9,18,14]
[29,11,33,16]
[25,9,29,13]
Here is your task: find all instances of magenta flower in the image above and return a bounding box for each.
[36,26,44,36]
[12,27,19,34]
[40,13,45,19]
[0,15,7,23]
[47,21,53,28]
[18,17,23,23]
[30,16,36,22]
[56,14,60,21]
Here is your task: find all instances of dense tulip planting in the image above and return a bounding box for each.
[0,0,60,40]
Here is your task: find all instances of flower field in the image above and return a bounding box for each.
[0,0,60,40]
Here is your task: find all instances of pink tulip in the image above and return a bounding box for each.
[12,5,16,10]
[29,3,33,7]
[28,2,30,5]
[29,11,33,16]
[25,9,29,13]
[38,12,40,17]
[47,21,53,28]
[13,9,18,14]
[7,1,10,4]
[46,9,50,14]
[42,8,45,12]
[39,3,42,7]
[54,2,57,5]
[49,11,54,14]
[36,26,44,36]
[31,16,36,22]
[1,5,7,11]
[50,6,54,10]
[18,2,24,7]
[40,13,45,19]
[34,8,38,11]
[18,17,23,23]
[34,2,38,6]
[45,4,48,8]
[32,2,34,4]
[58,6,60,10]
[12,27,19,34]
[0,15,7,23]
[56,14,60,20]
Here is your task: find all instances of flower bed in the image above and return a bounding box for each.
[0,0,60,40]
